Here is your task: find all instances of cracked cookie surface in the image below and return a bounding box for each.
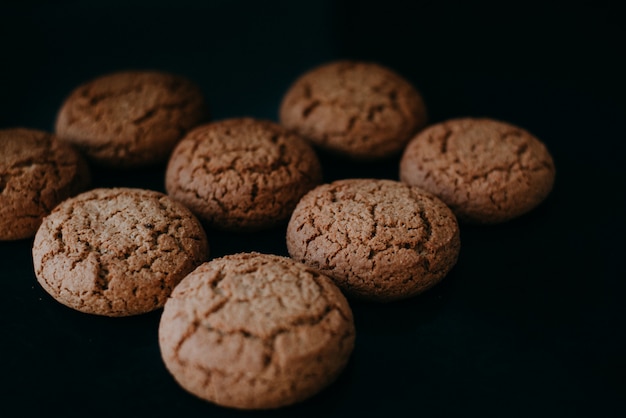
[158,252,355,410]
[399,118,556,223]
[55,70,208,167]
[0,128,90,240]
[32,187,209,316]
[279,60,427,160]
[165,118,322,231]
[286,179,460,301]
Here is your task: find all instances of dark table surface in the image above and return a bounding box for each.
[1,1,625,417]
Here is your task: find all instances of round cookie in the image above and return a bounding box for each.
[279,60,427,160]
[286,179,460,301]
[32,188,208,316]
[158,252,356,410]
[55,70,208,167]
[0,128,90,241]
[399,118,556,224]
[165,118,323,231]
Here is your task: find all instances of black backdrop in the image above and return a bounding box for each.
[1,1,625,417]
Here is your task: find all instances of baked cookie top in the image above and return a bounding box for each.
[55,70,208,167]
[0,128,90,240]
[165,118,322,231]
[399,118,556,223]
[158,252,355,410]
[33,187,208,316]
[286,178,460,301]
[279,60,427,160]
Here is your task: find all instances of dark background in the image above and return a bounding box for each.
[1,1,625,417]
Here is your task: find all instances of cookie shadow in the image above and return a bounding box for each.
[346,264,462,336]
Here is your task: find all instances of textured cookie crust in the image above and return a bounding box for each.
[286,179,460,301]
[165,118,322,231]
[0,128,90,240]
[399,118,556,223]
[33,188,208,316]
[279,60,427,160]
[158,252,355,410]
[55,70,208,167]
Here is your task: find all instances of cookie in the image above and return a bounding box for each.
[286,179,460,301]
[55,70,208,167]
[0,128,90,241]
[279,60,427,160]
[158,252,355,410]
[165,118,323,231]
[32,188,208,316]
[399,118,556,223]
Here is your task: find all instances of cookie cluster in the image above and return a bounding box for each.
[1,60,555,410]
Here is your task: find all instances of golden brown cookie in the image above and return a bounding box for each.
[0,128,90,241]
[165,118,323,231]
[32,188,208,316]
[55,70,208,168]
[279,60,427,160]
[158,252,355,410]
[399,118,556,223]
[286,179,460,301]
